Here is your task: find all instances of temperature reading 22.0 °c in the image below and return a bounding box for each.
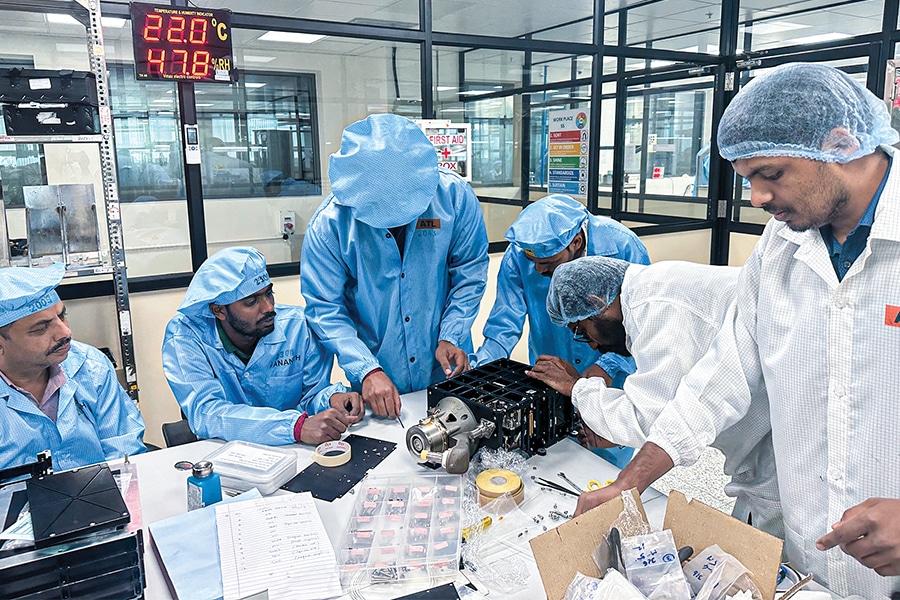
[130,2,234,83]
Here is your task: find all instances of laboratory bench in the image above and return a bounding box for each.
[123,389,667,600]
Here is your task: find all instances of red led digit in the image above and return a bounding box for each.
[172,49,188,75]
[147,48,165,75]
[191,50,210,77]
[143,13,162,41]
[188,18,208,45]
[167,15,186,43]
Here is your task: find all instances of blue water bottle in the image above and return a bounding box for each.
[187,460,222,510]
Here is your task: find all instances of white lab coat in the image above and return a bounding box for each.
[572,261,781,536]
[648,146,900,598]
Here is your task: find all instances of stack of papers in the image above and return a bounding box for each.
[149,490,341,600]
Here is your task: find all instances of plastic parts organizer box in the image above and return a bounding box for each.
[338,474,463,586]
[203,440,297,495]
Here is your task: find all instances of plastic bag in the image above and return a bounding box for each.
[563,569,648,600]
[592,490,651,574]
[620,530,692,600]
[460,493,531,593]
[683,544,730,595]
[693,553,763,600]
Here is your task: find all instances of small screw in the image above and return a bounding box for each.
[553,503,558,509]
[543,525,547,531]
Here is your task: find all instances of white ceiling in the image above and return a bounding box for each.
[0,0,887,60]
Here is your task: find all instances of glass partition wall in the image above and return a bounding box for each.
[4,0,896,293]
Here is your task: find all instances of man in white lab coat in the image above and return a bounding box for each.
[575,63,900,598]
[527,256,780,537]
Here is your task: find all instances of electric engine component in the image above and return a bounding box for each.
[406,396,495,474]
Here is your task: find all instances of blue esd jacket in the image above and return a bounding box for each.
[0,341,146,472]
[301,168,489,393]
[162,304,346,445]
[473,215,650,383]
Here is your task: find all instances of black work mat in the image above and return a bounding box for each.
[281,434,396,501]
[394,583,460,600]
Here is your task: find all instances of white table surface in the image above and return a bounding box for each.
[124,390,668,600]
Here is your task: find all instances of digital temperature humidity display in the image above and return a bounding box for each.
[131,3,234,82]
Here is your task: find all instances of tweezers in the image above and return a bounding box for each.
[535,477,580,496]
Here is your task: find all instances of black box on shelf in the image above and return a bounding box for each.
[2,102,98,135]
[427,358,574,456]
[0,69,98,105]
[0,529,145,600]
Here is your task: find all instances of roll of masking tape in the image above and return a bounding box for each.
[312,440,352,467]
[476,469,524,506]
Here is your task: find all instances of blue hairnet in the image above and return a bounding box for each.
[718,63,899,163]
[546,256,629,326]
[178,247,270,317]
[329,114,439,229]
[0,263,65,328]
[505,195,589,259]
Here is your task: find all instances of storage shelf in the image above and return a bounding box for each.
[0,134,103,144]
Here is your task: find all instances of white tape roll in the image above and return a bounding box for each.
[312,440,352,467]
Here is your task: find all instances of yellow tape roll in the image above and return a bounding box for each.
[311,440,352,467]
[475,469,525,507]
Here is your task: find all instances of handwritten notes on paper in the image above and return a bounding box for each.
[216,492,341,600]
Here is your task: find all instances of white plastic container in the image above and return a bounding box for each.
[203,441,297,496]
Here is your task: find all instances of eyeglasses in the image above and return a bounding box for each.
[570,323,592,344]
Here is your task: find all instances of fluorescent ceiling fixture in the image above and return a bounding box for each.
[243,55,277,63]
[747,20,809,35]
[152,99,172,104]
[258,31,325,44]
[245,82,266,88]
[436,86,457,92]
[195,103,214,107]
[101,17,127,28]
[55,43,86,53]
[48,14,80,25]
[650,60,677,69]
[552,94,570,98]
[441,108,465,113]
[789,32,851,45]
[458,90,490,96]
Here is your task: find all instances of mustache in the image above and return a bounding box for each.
[257,311,276,324]
[47,337,72,355]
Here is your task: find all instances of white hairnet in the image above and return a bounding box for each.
[0,263,65,328]
[329,114,439,228]
[546,256,629,326]
[718,63,899,164]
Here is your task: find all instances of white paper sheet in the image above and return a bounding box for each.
[216,492,341,600]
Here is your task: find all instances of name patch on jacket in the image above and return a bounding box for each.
[416,218,441,230]
[271,354,303,368]
[885,304,900,328]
